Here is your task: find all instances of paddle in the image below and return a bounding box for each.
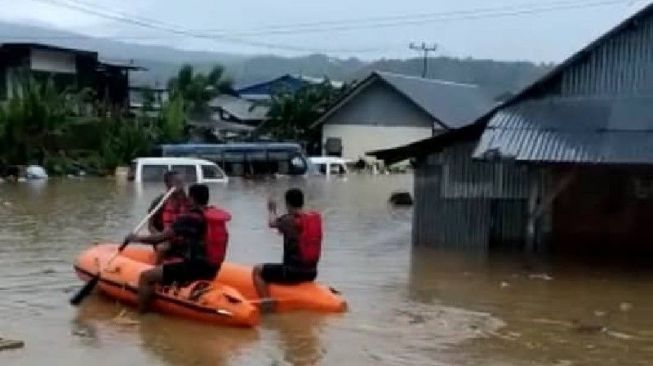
[70,187,177,306]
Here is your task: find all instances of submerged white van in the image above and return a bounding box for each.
[130,157,228,184]
[308,157,350,177]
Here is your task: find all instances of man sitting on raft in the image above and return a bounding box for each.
[147,171,191,264]
[125,184,232,313]
[253,188,323,312]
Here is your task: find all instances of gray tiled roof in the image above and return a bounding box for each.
[473,96,653,164]
[375,71,497,129]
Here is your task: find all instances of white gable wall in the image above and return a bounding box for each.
[322,124,433,162]
[320,78,438,162]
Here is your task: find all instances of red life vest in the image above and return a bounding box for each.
[294,211,322,266]
[162,197,190,230]
[202,206,231,265]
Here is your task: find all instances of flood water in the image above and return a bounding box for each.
[0,175,652,366]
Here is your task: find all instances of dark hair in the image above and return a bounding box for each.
[163,170,179,184]
[189,184,209,205]
[285,188,304,209]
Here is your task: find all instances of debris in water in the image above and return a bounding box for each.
[72,328,91,338]
[530,318,572,327]
[594,310,607,317]
[571,320,606,334]
[112,309,140,326]
[500,281,510,289]
[0,338,24,351]
[553,360,574,366]
[487,330,520,342]
[619,302,633,312]
[3,201,11,207]
[605,330,634,340]
[528,273,554,281]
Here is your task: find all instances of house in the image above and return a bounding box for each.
[369,4,653,256]
[0,43,140,107]
[311,71,495,163]
[236,74,343,101]
[184,94,270,142]
[129,85,169,116]
[208,94,269,140]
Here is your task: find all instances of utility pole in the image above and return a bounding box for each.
[409,42,438,78]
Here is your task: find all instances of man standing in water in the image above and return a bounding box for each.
[148,171,191,263]
[126,184,231,313]
[252,188,323,312]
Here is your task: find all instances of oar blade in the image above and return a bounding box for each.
[70,275,99,306]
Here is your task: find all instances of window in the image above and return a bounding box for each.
[330,164,345,175]
[325,137,342,156]
[172,165,198,183]
[141,165,168,182]
[223,151,245,163]
[202,165,224,180]
[268,150,289,160]
[246,151,267,162]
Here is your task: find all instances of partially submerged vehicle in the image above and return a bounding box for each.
[129,157,228,184]
[155,143,310,177]
[307,157,350,177]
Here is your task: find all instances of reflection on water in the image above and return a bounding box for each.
[0,176,652,365]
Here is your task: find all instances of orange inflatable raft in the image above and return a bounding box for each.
[76,243,347,315]
[73,244,259,327]
[216,262,347,313]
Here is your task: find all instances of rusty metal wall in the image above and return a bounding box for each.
[562,15,653,96]
[412,142,531,250]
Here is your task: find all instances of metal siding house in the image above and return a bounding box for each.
[371,125,531,252]
[312,71,495,163]
[371,4,653,255]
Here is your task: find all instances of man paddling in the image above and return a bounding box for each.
[125,184,231,313]
[252,188,323,312]
[148,171,191,264]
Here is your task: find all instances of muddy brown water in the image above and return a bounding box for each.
[0,175,652,366]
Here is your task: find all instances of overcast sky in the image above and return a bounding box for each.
[0,0,650,62]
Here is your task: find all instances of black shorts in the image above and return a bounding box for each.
[162,260,218,286]
[260,263,317,284]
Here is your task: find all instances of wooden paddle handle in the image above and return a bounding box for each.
[117,187,177,252]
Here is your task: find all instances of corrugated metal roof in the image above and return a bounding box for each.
[208,94,269,122]
[473,96,653,164]
[376,72,496,129]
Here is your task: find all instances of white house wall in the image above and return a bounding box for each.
[322,124,433,161]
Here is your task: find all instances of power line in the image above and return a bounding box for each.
[214,0,629,37]
[16,0,629,53]
[409,42,438,78]
[23,0,381,53]
[202,0,628,35]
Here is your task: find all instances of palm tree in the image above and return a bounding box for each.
[167,64,233,118]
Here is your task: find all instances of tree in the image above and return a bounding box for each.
[262,79,350,142]
[0,73,75,165]
[158,95,185,143]
[167,64,233,118]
